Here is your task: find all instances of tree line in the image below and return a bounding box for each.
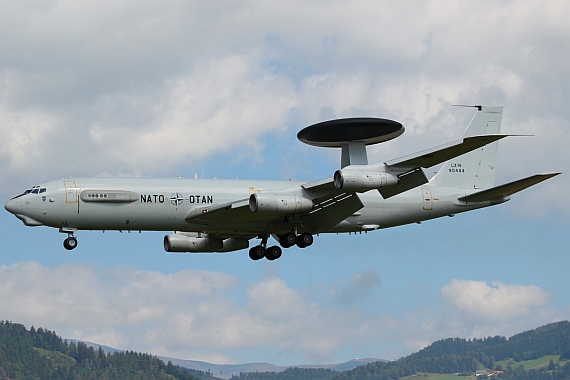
[333,320,570,380]
[232,321,570,380]
[0,320,212,380]
[2,319,570,380]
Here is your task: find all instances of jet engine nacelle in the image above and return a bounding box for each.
[334,170,399,190]
[164,233,249,253]
[249,193,314,213]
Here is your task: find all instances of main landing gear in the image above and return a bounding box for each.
[249,234,281,261]
[248,232,314,261]
[278,232,313,249]
[249,245,282,261]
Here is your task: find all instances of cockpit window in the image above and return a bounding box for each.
[11,185,46,199]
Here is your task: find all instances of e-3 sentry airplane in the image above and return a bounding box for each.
[4,106,560,260]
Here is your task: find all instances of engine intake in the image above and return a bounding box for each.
[334,170,399,190]
[164,233,249,253]
[249,193,314,213]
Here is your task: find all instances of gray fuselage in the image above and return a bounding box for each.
[6,177,497,237]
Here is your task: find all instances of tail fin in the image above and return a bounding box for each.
[431,106,503,189]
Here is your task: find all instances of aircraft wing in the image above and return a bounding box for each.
[185,187,364,234]
[385,134,509,169]
[302,193,364,232]
[184,195,316,229]
[300,177,339,204]
[458,173,561,202]
[302,135,513,200]
[185,135,523,226]
[185,199,253,224]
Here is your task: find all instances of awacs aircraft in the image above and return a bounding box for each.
[4,106,560,260]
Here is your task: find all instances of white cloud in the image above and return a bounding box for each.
[0,262,565,364]
[0,262,386,363]
[0,1,568,364]
[442,279,552,321]
[0,0,568,211]
[87,53,298,171]
[393,279,560,355]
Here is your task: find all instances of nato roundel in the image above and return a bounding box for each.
[297,117,404,147]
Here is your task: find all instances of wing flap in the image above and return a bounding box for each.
[458,173,561,202]
[302,193,364,232]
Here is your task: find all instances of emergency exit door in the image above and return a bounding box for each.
[422,188,433,210]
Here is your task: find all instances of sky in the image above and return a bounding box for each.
[1,0,569,366]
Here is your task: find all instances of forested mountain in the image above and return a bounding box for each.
[332,321,570,380]
[230,367,337,380]
[230,321,570,380]
[0,321,212,380]
[407,320,570,362]
[2,320,570,380]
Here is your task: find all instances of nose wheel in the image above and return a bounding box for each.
[63,236,78,250]
[60,227,78,250]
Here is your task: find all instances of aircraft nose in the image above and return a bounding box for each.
[4,197,21,215]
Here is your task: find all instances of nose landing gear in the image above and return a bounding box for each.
[60,227,78,250]
[63,236,78,250]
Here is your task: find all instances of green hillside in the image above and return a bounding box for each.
[2,320,570,380]
[230,321,570,380]
[332,321,570,380]
[0,321,211,380]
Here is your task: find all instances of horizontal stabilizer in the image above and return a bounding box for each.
[458,173,561,202]
[385,134,510,169]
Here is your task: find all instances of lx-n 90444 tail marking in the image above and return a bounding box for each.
[5,106,560,260]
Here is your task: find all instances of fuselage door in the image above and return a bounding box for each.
[421,188,433,210]
[64,180,78,204]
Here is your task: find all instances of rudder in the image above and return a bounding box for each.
[431,106,503,189]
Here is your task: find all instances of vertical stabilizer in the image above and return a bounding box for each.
[431,106,503,189]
